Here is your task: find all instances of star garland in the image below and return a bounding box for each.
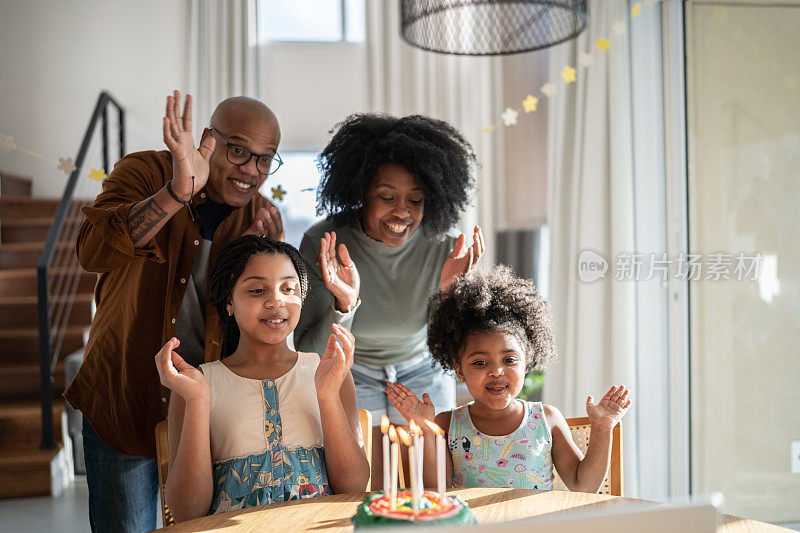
[484,0,658,134]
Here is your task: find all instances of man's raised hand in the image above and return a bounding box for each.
[243,206,283,240]
[162,90,216,200]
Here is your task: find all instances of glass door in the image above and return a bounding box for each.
[685,1,800,524]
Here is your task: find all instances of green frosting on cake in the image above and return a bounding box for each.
[352,493,477,528]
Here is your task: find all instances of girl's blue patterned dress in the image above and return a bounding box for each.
[200,353,331,514]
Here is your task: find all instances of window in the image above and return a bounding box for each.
[258,0,365,43]
[260,152,324,248]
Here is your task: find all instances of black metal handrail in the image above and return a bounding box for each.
[37,91,125,449]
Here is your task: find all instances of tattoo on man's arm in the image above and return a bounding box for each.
[128,197,168,244]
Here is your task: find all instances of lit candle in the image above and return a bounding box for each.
[425,419,447,499]
[397,427,416,514]
[381,415,390,492]
[410,420,423,495]
[388,425,399,510]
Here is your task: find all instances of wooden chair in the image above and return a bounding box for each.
[154,419,174,527]
[155,409,375,525]
[392,419,620,493]
[552,417,623,496]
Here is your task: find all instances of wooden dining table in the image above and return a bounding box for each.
[158,487,791,532]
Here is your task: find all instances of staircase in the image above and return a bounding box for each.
[0,172,94,498]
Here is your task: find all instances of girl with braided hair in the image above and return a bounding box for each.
[386,266,632,492]
[154,235,368,522]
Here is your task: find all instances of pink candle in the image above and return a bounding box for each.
[410,420,423,492]
[388,426,399,510]
[425,419,447,498]
[381,415,390,492]
[397,427,417,513]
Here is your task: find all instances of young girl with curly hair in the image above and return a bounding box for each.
[155,236,368,521]
[386,266,631,491]
[294,113,485,488]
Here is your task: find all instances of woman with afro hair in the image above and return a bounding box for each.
[294,113,485,488]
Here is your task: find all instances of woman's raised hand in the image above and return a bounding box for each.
[384,381,436,427]
[154,337,209,404]
[318,231,360,313]
[586,385,632,431]
[315,324,355,401]
[162,90,216,200]
[440,226,484,292]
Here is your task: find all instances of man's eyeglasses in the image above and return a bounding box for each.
[209,127,283,176]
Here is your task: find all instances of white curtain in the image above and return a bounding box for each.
[188,0,261,136]
[365,0,502,260]
[543,0,638,495]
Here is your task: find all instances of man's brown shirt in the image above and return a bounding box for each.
[64,150,276,457]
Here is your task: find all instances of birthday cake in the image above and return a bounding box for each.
[352,490,477,528]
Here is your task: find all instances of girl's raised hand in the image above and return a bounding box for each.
[318,231,360,313]
[315,324,355,401]
[586,385,631,431]
[384,381,436,427]
[154,337,209,404]
[440,226,484,292]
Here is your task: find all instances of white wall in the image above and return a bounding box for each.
[0,0,189,197]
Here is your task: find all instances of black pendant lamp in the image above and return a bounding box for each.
[400,0,588,56]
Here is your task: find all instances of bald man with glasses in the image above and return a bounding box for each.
[65,91,285,532]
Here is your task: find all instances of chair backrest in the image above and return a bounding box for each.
[552,417,623,496]
[154,420,174,527]
[358,409,373,491]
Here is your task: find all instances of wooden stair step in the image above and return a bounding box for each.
[0,241,76,269]
[0,326,85,362]
[0,216,82,243]
[0,445,65,499]
[0,293,92,329]
[0,266,96,298]
[0,362,67,402]
[0,174,33,197]
[0,197,88,222]
[0,402,65,449]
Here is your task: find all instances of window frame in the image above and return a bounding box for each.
[257,0,364,44]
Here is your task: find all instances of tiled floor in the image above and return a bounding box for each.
[0,476,91,533]
[0,476,163,532]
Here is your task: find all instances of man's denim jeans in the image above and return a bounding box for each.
[82,418,159,533]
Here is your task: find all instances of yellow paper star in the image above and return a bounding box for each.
[561,65,577,84]
[595,38,610,51]
[632,3,641,17]
[88,168,107,182]
[481,125,496,134]
[522,95,539,113]
[271,185,287,201]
